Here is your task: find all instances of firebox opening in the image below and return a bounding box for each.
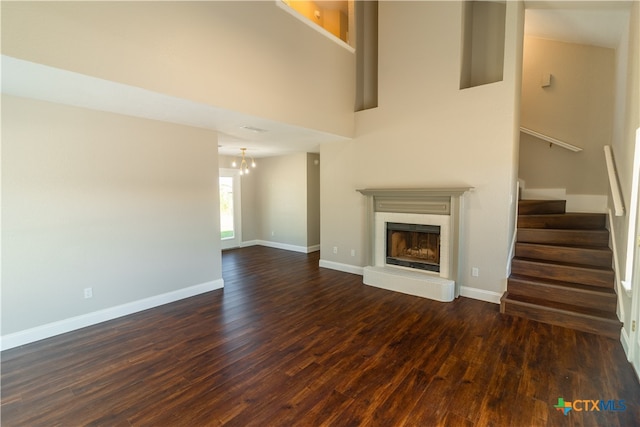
[386,222,440,272]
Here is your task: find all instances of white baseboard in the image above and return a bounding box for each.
[241,240,319,253]
[621,325,630,357]
[507,227,517,277]
[459,286,502,304]
[319,259,364,275]
[0,279,224,351]
[607,209,628,324]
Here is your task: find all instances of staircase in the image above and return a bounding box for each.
[500,199,622,338]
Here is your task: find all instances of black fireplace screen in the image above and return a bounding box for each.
[386,222,440,272]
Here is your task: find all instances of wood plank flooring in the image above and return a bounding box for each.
[2,246,639,426]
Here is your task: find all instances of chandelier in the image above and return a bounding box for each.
[231,148,256,175]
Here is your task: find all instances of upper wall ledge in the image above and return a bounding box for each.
[356,188,474,198]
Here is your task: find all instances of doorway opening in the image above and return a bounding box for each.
[219,169,242,250]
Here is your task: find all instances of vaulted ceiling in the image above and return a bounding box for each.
[2,2,632,158]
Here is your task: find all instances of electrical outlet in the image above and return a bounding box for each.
[472,267,479,277]
[333,246,338,254]
[84,287,93,299]
[351,249,356,257]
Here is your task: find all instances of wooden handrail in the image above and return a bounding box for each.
[604,145,625,217]
[520,127,583,152]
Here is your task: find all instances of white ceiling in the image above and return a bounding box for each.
[2,2,631,158]
[524,1,632,49]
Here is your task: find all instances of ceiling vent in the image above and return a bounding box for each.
[240,125,268,133]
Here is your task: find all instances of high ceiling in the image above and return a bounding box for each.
[2,1,632,158]
[524,1,632,49]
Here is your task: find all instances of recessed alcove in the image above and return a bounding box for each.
[460,0,506,89]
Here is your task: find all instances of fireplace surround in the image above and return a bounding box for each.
[357,187,472,302]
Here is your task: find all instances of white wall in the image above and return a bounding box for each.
[2,96,221,340]
[320,1,523,300]
[1,1,355,138]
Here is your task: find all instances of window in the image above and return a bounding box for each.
[219,170,242,250]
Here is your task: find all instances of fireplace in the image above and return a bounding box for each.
[357,187,473,302]
[386,223,440,272]
[375,212,450,278]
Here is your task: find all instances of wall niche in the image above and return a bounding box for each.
[460,0,506,89]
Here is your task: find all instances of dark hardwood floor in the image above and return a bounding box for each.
[2,246,639,426]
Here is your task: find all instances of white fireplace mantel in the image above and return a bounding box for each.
[356,187,473,302]
[357,187,472,198]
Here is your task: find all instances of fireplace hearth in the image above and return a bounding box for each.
[357,187,473,302]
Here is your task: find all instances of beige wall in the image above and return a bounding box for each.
[519,37,615,195]
[1,1,355,137]
[257,154,308,247]
[320,1,523,297]
[307,153,321,247]
[238,167,260,243]
[2,95,221,335]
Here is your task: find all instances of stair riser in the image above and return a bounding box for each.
[507,278,617,312]
[518,214,606,230]
[518,200,566,215]
[518,229,610,247]
[511,260,614,288]
[500,299,620,338]
[515,243,612,268]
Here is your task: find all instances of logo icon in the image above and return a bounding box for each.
[554,397,572,416]
[553,397,626,415]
